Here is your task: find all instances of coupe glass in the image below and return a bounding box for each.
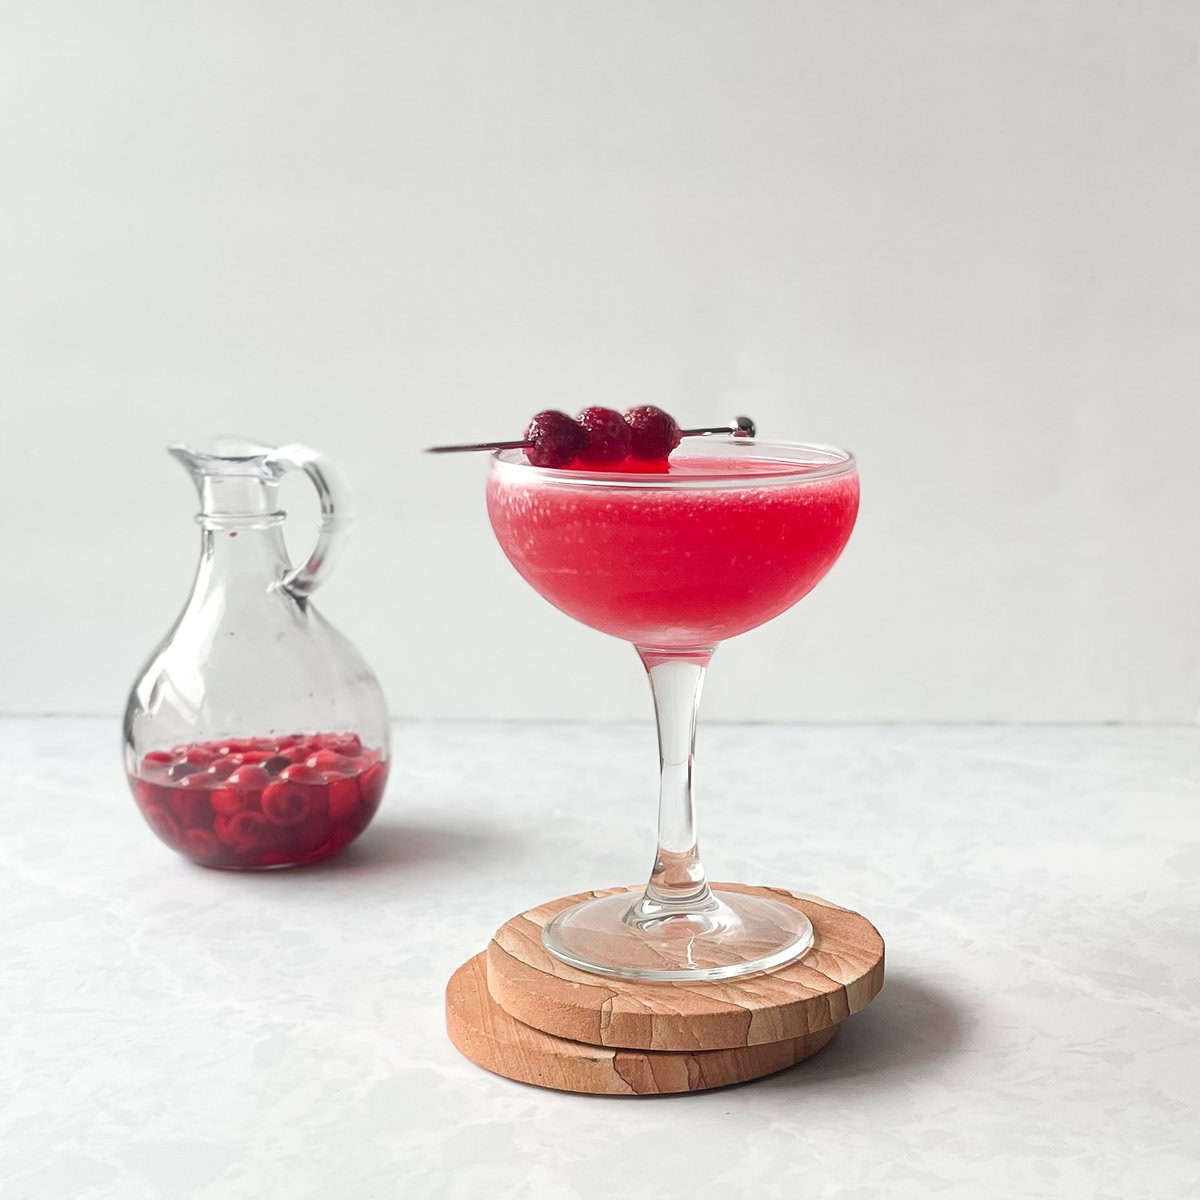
[486,436,859,980]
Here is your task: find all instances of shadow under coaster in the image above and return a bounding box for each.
[446,884,885,1096]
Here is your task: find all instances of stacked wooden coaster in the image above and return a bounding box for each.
[446,882,885,1095]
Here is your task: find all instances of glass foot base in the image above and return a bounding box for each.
[541,888,814,981]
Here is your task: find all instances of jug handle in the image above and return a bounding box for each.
[265,444,352,599]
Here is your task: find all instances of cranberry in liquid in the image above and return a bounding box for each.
[129,733,387,868]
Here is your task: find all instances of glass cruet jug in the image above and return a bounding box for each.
[123,436,390,869]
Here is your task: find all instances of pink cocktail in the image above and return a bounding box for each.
[486,437,859,981]
[488,453,858,649]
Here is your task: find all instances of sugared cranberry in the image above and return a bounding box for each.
[262,780,312,826]
[577,406,632,463]
[524,410,586,468]
[624,405,682,460]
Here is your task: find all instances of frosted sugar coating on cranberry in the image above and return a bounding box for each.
[128,733,387,869]
[624,405,682,460]
[524,410,586,468]
[511,404,687,470]
[576,406,632,463]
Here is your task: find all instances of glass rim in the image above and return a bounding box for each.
[489,437,857,490]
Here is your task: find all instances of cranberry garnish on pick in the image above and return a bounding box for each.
[577,406,633,463]
[524,411,586,468]
[427,413,754,467]
[625,405,682,460]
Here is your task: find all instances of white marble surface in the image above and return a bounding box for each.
[1,718,1198,1199]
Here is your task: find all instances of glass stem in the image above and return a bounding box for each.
[627,646,719,925]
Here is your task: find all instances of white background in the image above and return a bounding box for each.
[3,0,1198,722]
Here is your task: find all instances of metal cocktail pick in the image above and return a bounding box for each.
[425,415,756,455]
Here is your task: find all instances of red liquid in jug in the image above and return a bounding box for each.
[129,732,387,868]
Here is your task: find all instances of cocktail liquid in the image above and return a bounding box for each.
[487,455,860,648]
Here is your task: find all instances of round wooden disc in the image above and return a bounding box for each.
[446,953,839,1095]
[487,883,884,1051]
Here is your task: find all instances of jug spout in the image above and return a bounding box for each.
[169,435,351,598]
[168,437,282,522]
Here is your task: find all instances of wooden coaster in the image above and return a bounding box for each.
[487,883,884,1051]
[446,953,840,1095]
